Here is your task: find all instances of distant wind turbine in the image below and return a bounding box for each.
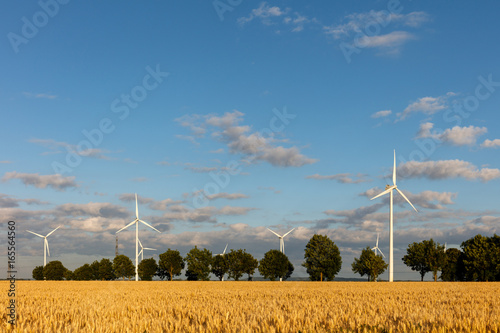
[370,150,417,282]
[27,226,61,267]
[138,239,156,261]
[116,193,161,281]
[371,233,385,258]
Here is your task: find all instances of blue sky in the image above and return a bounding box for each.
[1,0,499,280]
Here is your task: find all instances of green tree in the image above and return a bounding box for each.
[462,234,495,281]
[99,258,115,280]
[90,260,100,280]
[402,241,429,281]
[211,254,229,281]
[113,255,135,280]
[74,263,93,281]
[258,250,292,281]
[440,248,465,281]
[138,258,158,281]
[423,239,446,282]
[226,249,248,281]
[32,266,44,280]
[352,247,388,281]
[490,234,500,281]
[185,246,212,281]
[43,261,67,280]
[158,249,185,281]
[303,234,342,281]
[242,251,259,281]
[64,269,75,281]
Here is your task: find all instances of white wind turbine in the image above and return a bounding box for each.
[116,193,161,281]
[267,228,295,282]
[218,244,228,281]
[371,233,385,258]
[370,150,417,282]
[27,226,61,267]
[138,239,157,261]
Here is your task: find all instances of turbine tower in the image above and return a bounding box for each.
[218,244,228,281]
[267,228,295,282]
[116,193,161,281]
[27,226,61,267]
[370,150,417,282]
[371,233,385,258]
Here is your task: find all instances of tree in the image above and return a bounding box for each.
[99,258,115,280]
[32,266,44,280]
[462,234,495,281]
[113,255,135,280]
[226,249,248,281]
[185,246,212,281]
[138,258,158,281]
[74,264,93,280]
[352,247,388,281]
[403,241,429,281]
[258,250,292,281]
[43,261,67,280]
[441,248,465,281]
[90,260,101,280]
[303,234,342,281]
[158,249,185,281]
[64,269,75,281]
[423,239,446,282]
[284,260,294,281]
[242,252,259,281]
[211,254,229,281]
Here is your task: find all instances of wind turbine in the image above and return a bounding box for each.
[371,233,385,258]
[267,228,295,254]
[27,226,61,267]
[267,228,295,282]
[370,150,417,282]
[116,193,161,281]
[218,244,228,281]
[138,239,156,261]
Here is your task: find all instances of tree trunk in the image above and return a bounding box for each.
[320,272,323,282]
[170,265,173,281]
[420,273,424,281]
[433,271,437,282]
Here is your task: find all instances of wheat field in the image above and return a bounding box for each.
[1,281,499,332]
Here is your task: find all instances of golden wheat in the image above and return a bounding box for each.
[1,281,499,332]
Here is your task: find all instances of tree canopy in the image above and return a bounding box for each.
[402,241,429,281]
[158,249,185,281]
[303,234,342,281]
[258,249,293,281]
[138,258,158,281]
[43,261,67,280]
[32,266,44,280]
[352,246,388,281]
[211,254,229,281]
[185,246,212,281]
[113,255,135,280]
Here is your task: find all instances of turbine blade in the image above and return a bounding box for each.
[45,239,50,257]
[138,248,143,257]
[223,243,228,255]
[393,150,397,186]
[27,230,44,238]
[395,188,418,212]
[370,187,393,200]
[138,239,143,249]
[371,246,377,251]
[378,248,385,258]
[376,233,379,247]
[135,193,139,219]
[267,228,281,237]
[116,220,137,234]
[45,225,61,237]
[282,228,295,238]
[139,219,161,233]
[144,248,156,251]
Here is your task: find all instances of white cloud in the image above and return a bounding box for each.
[357,31,415,49]
[238,2,287,25]
[397,93,455,120]
[306,173,370,184]
[204,192,249,201]
[398,160,500,182]
[481,139,500,149]
[29,138,113,160]
[2,172,78,191]
[371,110,392,118]
[417,122,488,146]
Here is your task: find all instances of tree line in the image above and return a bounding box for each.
[34,234,343,281]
